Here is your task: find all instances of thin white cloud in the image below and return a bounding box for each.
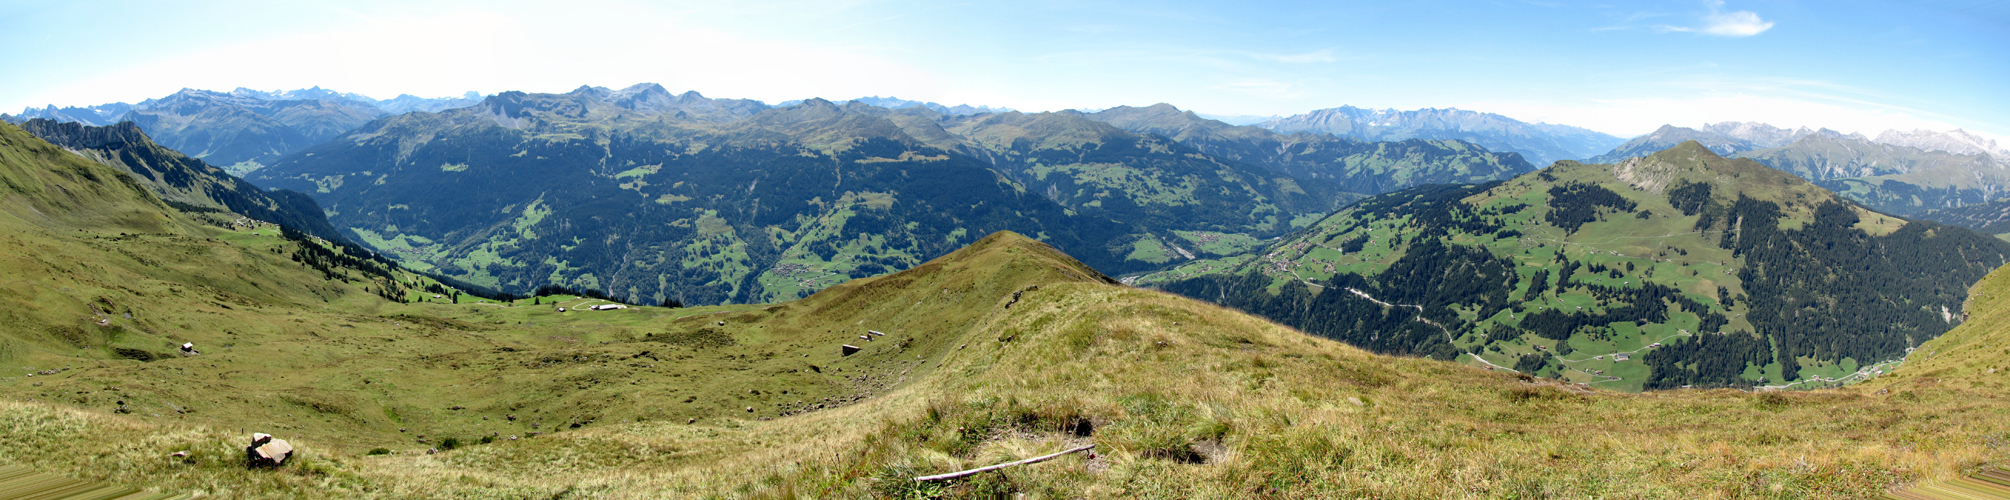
[1655,0,1773,37]
[1247,48,1342,64]
[1700,10,1774,36]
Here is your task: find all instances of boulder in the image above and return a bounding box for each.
[245,433,294,468]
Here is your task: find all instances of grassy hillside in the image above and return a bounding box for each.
[18,119,346,241]
[5,122,2007,498]
[0,229,2006,498]
[1143,141,2008,391]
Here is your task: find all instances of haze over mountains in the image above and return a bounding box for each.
[18,81,2010,308]
[237,83,1530,306]
[1255,105,1628,166]
[5,87,482,175]
[1587,123,2010,217]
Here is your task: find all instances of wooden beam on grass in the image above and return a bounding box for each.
[913,444,1095,482]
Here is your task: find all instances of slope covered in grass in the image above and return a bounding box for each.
[19,118,344,241]
[2,121,2007,497]
[0,229,2005,498]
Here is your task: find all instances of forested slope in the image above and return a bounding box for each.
[1145,141,2010,390]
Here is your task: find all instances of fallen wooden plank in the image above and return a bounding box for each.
[1887,469,2010,500]
[0,464,190,500]
[914,444,1094,482]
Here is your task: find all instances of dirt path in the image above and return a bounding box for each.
[1342,287,1502,372]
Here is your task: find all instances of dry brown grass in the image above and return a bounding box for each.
[1,233,2006,498]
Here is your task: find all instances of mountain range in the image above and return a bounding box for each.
[1142,141,2008,390]
[831,96,1012,115]
[1083,103,1535,195]
[1588,123,2010,216]
[5,87,484,175]
[1255,105,1628,166]
[224,86,486,114]
[243,83,1532,305]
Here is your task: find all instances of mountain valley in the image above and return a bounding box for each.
[238,85,1534,305]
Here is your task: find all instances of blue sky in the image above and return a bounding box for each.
[2,0,2004,139]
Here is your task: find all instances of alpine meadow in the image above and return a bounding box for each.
[3,1,2009,498]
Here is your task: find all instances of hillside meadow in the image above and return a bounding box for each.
[0,232,2005,498]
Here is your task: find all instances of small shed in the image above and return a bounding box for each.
[592,304,628,311]
[841,344,861,356]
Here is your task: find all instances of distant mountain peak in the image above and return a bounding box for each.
[1657,139,1726,159]
[795,97,840,109]
[838,96,1010,116]
[1874,128,2009,158]
[1259,105,1624,165]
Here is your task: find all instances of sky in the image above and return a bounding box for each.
[1,0,2005,140]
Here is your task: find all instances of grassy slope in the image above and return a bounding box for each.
[0,229,2001,498]
[2,124,2006,497]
